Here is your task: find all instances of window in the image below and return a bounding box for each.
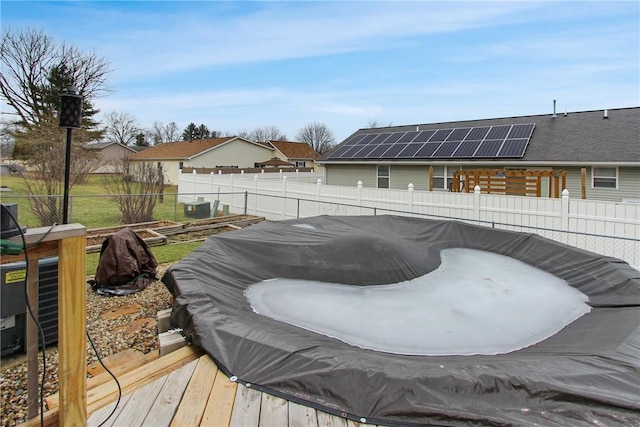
[432,166,445,189]
[179,161,184,170]
[295,161,306,168]
[377,165,389,188]
[592,167,617,188]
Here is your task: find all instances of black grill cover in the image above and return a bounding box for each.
[162,215,640,426]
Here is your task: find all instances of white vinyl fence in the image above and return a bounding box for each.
[179,170,640,269]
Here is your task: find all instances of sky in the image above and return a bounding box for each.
[2,1,639,143]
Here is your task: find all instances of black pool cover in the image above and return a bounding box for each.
[162,215,640,426]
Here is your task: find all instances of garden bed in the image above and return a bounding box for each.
[86,229,168,253]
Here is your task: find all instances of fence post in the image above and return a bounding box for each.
[474,185,481,221]
[261,169,265,180]
[244,191,248,215]
[357,181,363,215]
[254,175,259,216]
[192,169,197,198]
[317,178,322,216]
[282,176,288,219]
[296,169,299,182]
[408,183,414,213]
[230,173,234,212]
[561,189,570,230]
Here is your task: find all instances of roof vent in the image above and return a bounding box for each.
[603,109,608,119]
[552,99,557,118]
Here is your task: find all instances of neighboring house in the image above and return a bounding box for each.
[267,140,320,171]
[319,107,640,202]
[130,137,274,184]
[88,141,138,173]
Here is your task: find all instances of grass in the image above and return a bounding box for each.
[0,175,192,228]
[1,175,206,273]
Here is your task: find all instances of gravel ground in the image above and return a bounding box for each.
[0,264,174,427]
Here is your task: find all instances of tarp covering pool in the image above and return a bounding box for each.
[162,215,640,426]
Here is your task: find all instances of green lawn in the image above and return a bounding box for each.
[1,174,203,273]
[0,175,191,228]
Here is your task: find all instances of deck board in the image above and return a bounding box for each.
[317,411,348,427]
[200,368,238,426]
[229,385,262,427]
[87,394,132,427]
[60,350,385,427]
[142,359,198,427]
[109,375,167,426]
[259,392,289,427]
[288,401,318,427]
[170,355,218,426]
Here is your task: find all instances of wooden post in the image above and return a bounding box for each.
[58,234,87,426]
[26,257,40,418]
[581,168,587,199]
[2,224,87,426]
[554,172,560,198]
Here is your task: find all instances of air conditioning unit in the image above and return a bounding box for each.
[1,257,59,356]
[184,201,211,219]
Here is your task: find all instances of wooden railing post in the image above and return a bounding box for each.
[57,234,87,426]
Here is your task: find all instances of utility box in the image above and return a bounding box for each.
[184,201,211,219]
[1,256,59,356]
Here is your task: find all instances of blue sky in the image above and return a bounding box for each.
[2,1,638,142]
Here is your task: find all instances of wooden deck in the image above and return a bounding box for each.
[85,349,380,427]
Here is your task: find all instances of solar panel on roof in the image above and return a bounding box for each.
[371,133,391,144]
[473,139,504,157]
[352,134,369,145]
[452,140,482,157]
[360,134,378,144]
[446,128,471,141]
[368,144,393,158]
[383,133,405,144]
[486,126,510,140]
[397,143,424,157]
[430,129,453,142]
[415,143,441,157]
[326,145,352,159]
[384,144,409,158]
[465,126,491,140]
[351,144,379,158]
[398,131,420,143]
[412,130,437,143]
[498,139,529,157]
[433,141,460,157]
[326,123,535,161]
[507,124,535,139]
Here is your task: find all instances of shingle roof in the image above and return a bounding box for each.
[131,137,236,160]
[269,140,318,160]
[258,157,295,167]
[321,107,639,164]
[88,141,137,152]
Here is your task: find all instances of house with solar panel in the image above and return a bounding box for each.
[319,107,639,202]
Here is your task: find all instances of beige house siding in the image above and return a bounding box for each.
[564,166,640,202]
[93,144,135,173]
[325,163,639,201]
[188,141,273,169]
[326,164,376,187]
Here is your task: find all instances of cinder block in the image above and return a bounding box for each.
[159,330,187,357]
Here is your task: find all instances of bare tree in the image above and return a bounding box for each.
[103,159,164,224]
[296,122,336,154]
[249,126,287,143]
[367,119,393,128]
[150,121,180,144]
[1,27,110,223]
[1,28,111,129]
[19,122,99,225]
[103,111,140,145]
